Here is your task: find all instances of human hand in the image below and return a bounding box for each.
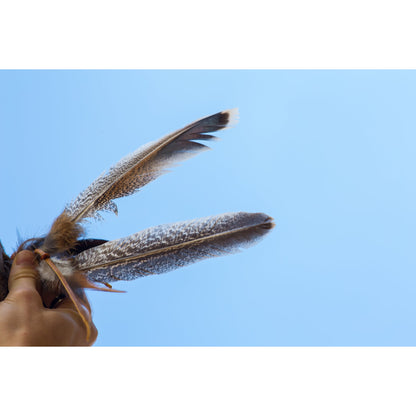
[0,250,97,346]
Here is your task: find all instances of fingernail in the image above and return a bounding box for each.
[15,250,35,266]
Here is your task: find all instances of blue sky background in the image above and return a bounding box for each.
[0,70,415,346]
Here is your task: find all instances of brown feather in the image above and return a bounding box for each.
[42,211,84,254]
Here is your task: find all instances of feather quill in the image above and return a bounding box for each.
[74,212,274,283]
[64,109,238,224]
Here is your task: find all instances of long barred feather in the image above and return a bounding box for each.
[74,212,274,283]
[65,109,238,223]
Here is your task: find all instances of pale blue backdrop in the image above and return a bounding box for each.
[0,70,415,346]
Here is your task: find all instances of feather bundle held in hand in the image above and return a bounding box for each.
[0,108,274,339]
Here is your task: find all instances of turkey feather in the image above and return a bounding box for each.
[65,109,238,223]
[75,212,274,283]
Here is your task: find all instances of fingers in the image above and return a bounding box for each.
[55,295,98,345]
[88,321,98,345]
[3,251,98,346]
[7,251,42,306]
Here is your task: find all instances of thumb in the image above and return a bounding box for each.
[8,251,41,296]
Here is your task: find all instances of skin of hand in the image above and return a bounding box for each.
[0,250,97,346]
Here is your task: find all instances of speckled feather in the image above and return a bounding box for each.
[65,109,238,223]
[74,212,274,283]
